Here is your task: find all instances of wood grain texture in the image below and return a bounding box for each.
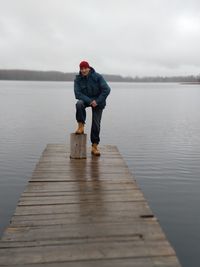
[0,144,182,266]
[70,133,87,159]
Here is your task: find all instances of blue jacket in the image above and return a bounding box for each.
[74,67,111,109]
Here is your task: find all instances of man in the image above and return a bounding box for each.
[74,61,111,156]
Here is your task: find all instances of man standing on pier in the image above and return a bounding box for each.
[74,61,111,156]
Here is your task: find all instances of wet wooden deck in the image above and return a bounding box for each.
[0,144,182,266]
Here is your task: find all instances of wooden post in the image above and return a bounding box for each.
[70,133,87,159]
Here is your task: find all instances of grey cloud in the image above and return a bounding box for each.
[0,0,200,76]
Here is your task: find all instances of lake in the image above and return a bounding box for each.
[0,80,200,267]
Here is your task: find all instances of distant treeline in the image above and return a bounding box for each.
[0,69,200,83]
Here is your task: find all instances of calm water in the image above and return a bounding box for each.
[0,81,200,266]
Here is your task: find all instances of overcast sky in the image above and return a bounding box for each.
[0,0,200,76]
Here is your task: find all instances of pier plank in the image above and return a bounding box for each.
[0,240,175,265]
[0,144,181,266]
[0,256,181,267]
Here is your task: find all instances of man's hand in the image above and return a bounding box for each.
[90,100,98,108]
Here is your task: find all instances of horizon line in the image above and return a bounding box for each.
[0,68,199,78]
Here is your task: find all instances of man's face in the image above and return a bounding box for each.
[80,67,90,76]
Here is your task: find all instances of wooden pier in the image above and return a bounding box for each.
[0,144,181,266]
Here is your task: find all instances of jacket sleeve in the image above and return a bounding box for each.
[74,78,92,105]
[96,75,111,105]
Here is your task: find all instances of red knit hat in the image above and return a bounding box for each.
[79,61,90,69]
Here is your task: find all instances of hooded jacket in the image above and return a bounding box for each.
[74,67,111,109]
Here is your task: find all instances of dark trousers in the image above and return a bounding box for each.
[76,100,103,144]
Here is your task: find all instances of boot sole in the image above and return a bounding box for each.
[91,151,101,156]
[75,132,84,135]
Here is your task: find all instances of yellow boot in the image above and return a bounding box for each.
[75,122,84,134]
[91,143,101,156]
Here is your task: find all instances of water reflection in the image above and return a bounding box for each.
[89,156,103,208]
[70,156,104,217]
[1,81,200,266]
